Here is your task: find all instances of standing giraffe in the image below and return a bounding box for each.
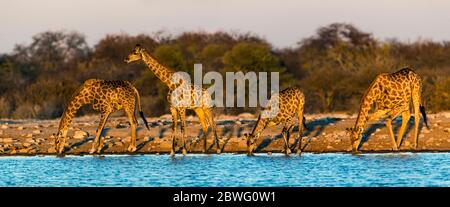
[346,67,428,152]
[245,87,307,155]
[54,79,149,154]
[124,44,221,155]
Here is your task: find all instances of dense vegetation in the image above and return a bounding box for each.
[0,23,449,119]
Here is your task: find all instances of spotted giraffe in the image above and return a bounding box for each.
[346,67,429,152]
[54,79,149,154]
[124,44,220,156]
[245,87,307,156]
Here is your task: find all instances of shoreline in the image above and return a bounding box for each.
[1,112,449,156]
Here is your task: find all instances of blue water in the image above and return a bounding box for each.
[0,153,449,187]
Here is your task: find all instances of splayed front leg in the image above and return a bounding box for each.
[90,111,111,154]
[281,127,291,156]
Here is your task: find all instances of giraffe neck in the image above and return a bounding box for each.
[140,51,178,91]
[354,98,371,130]
[57,94,87,137]
[354,81,381,131]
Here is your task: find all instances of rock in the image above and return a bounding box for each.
[336,131,346,137]
[143,136,151,142]
[123,137,131,143]
[23,143,32,147]
[1,125,8,129]
[444,128,450,133]
[115,142,123,147]
[403,141,411,147]
[25,138,35,143]
[73,130,89,139]
[17,126,24,130]
[1,138,13,143]
[32,130,42,134]
[376,128,381,132]
[326,145,334,150]
[47,148,56,153]
[362,142,370,147]
[19,148,30,154]
[26,133,33,138]
[238,113,255,119]
[0,130,3,135]
[422,129,431,134]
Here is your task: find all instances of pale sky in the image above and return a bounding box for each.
[1,0,450,53]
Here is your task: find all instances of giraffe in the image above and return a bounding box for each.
[346,67,429,152]
[54,79,149,154]
[124,44,221,156]
[245,87,307,156]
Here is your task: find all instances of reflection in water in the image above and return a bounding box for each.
[0,153,448,187]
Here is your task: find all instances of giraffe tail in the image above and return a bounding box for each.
[132,86,150,130]
[302,116,310,131]
[139,111,150,130]
[419,105,429,129]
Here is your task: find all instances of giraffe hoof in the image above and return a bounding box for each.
[216,148,222,154]
[296,150,302,155]
[182,148,187,155]
[284,148,291,155]
[170,150,176,156]
[89,148,96,154]
[128,146,137,153]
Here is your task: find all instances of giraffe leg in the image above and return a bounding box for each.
[204,108,221,153]
[170,107,178,156]
[194,108,209,153]
[385,118,398,151]
[297,110,304,155]
[281,126,291,155]
[125,107,138,153]
[396,110,411,148]
[287,124,295,151]
[90,111,111,154]
[178,108,188,155]
[412,89,421,149]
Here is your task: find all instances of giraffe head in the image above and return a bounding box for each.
[244,133,258,155]
[124,44,145,63]
[346,127,363,152]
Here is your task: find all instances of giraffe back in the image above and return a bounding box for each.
[375,68,421,110]
[81,79,138,112]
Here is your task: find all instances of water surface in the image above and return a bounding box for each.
[0,153,448,187]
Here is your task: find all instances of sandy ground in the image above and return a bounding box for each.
[0,112,449,155]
